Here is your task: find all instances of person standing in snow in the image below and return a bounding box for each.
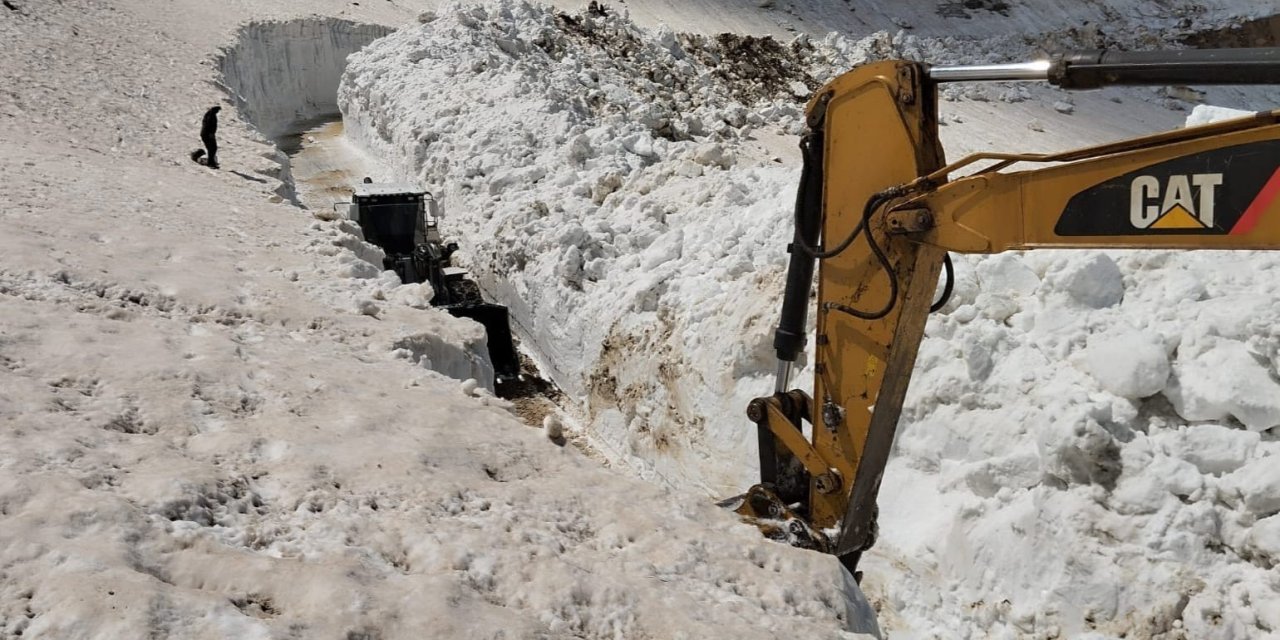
[199,105,220,169]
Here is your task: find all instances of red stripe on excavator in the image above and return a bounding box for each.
[1231,166,1280,235]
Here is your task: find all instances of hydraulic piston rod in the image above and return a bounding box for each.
[928,47,1280,88]
[928,60,1051,82]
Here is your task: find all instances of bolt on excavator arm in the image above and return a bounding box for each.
[738,47,1280,573]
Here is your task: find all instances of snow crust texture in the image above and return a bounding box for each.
[342,2,1280,637]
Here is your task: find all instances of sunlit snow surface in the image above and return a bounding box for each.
[342,3,1280,637]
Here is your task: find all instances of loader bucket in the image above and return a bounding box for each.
[447,303,520,381]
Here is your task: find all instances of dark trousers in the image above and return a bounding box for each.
[201,134,218,167]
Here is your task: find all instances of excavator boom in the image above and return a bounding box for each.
[900,111,1280,251]
[738,47,1280,573]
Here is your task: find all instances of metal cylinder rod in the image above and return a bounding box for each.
[927,60,1050,83]
[774,360,793,395]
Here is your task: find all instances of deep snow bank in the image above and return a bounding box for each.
[878,246,1280,637]
[340,1,1280,637]
[340,2,887,495]
[219,19,394,139]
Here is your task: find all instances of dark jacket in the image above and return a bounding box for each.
[201,106,220,139]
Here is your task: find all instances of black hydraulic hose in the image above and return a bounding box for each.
[822,193,898,321]
[795,210,866,260]
[791,135,866,261]
[779,127,938,337]
[795,199,866,260]
[930,253,954,313]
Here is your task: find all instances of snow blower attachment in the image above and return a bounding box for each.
[345,184,520,388]
[736,46,1280,575]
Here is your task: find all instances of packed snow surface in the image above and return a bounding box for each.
[342,2,1280,637]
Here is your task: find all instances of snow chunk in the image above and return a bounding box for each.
[1221,457,1280,518]
[1168,424,1260,476]
[1081,330,1169,399]
[692,143,734,169]
[675,160,703,178]
[1245,514,1280,563]
[962,447,1041,497]
[1060,253,1124,308]
[543,414,564,440]
[391,282,435,309]
[975,254,1039,296]
[1111,454,1204,514]
[1185,104,1254,127]
[354,298,381,316]
[460,378,480,397]
[621,132,657,158]
[1037,417,1122,488]
[1165,336,1280,431]
[489,166,548,195]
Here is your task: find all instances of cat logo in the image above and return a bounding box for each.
[1129,173,1222,229]
[1055,140,1280,237]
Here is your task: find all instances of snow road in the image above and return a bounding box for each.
[280,119,382,209]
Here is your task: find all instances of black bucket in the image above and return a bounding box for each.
[447,303,520,380]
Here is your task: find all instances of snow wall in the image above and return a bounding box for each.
[340,2,1280,637]
[341,4,855,497]
[218,19,394,139]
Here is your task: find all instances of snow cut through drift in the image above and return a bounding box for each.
[340,2,1280,637]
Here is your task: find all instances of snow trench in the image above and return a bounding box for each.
[339,4,856,497]
[215,19,394,204]
[218,18,394,139]
[215,18,500,387]
[338,2,1280,637]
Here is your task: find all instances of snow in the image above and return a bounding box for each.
[4,0,1280,637]
[1187,104,1257,127]
[1080,330,1170,399]
[218,20,395,139]
[0,0,886,637]
[1166,335,1280,431]
[338,1,1280,637]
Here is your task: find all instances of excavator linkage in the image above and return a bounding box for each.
[740,47,1280,573]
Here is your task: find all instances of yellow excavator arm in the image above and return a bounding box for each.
[735,47,1280,574]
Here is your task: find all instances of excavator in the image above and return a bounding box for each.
[344,183,521,390]
[732,47,1280,576]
